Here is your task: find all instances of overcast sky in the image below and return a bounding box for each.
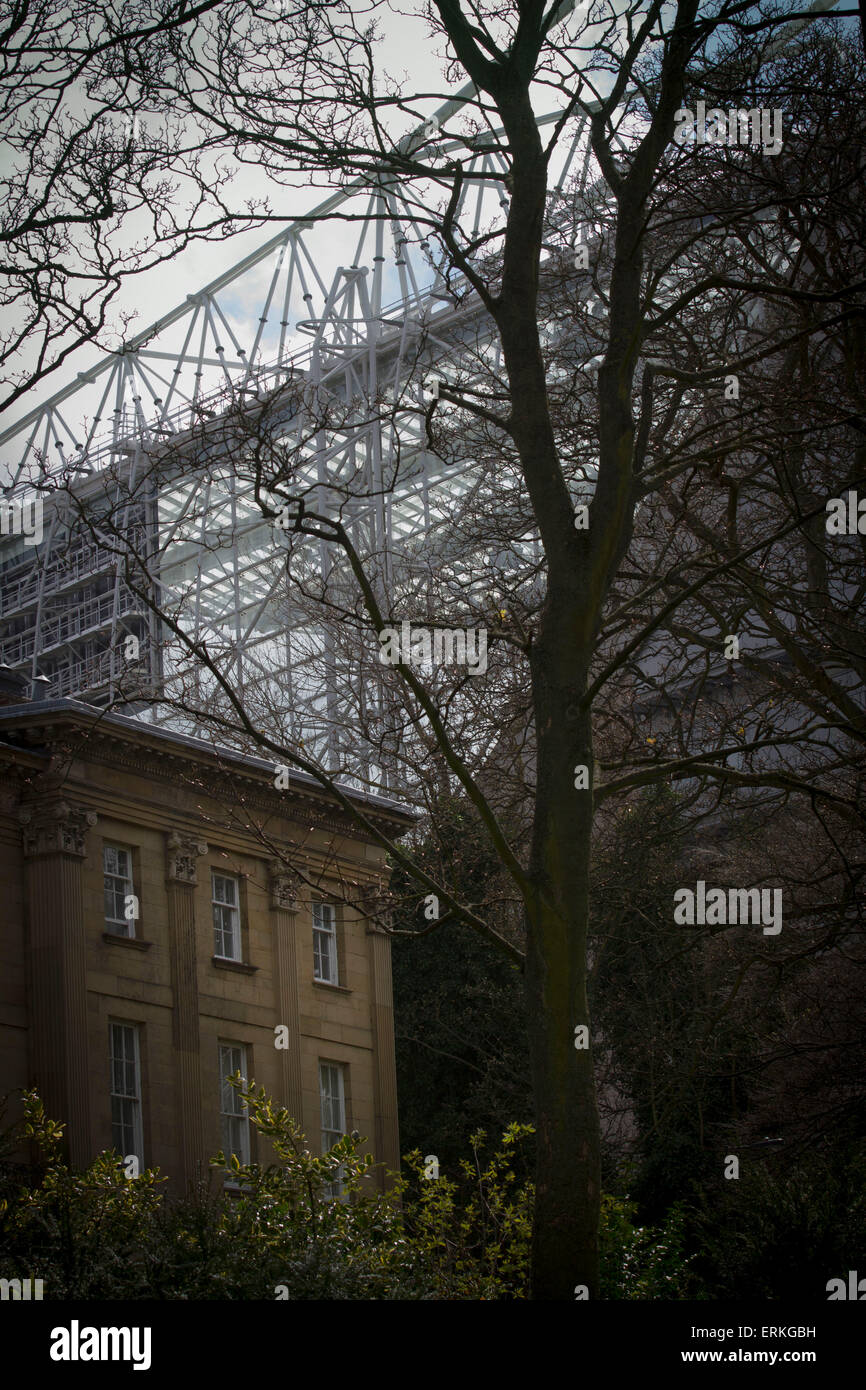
[0,0,676,453]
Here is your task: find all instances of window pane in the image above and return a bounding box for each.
[219,1043,249,1166]
[104,845,134,935]
[213,873,238,906]
[312,905,337,983]
[319,1063,345,1138]
[109,1024,142,1164]
[212,877,240,959]
[319,1062,346,1200]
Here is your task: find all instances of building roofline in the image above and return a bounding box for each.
[0,699,416,826]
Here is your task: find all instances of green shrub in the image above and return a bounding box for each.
[691,1151,866,1300]
[397,1123,534,1298]
[600,1193,700,1299]
[0,1086,702,1299]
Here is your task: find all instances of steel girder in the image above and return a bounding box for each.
[0,0,839,790]
[0,67,602,787]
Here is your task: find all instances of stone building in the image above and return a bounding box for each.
[0,669,410,1194]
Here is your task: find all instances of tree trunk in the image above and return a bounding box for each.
[525,630,601,1300]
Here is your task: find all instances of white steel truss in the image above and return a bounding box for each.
[0,0,837,790]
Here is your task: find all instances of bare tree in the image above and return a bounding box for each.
[25,0,866,1299]
[0,0,282,412]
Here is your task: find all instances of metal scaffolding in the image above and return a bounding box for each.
[0,0,836,790]
[0,66,603,787]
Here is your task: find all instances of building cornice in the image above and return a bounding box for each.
[1,729,392,899]
[0,702,415,842]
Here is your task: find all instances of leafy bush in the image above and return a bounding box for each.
[0,1091,167,1298]
[690,1150,866,1300]
[0,1086,428,1300]
[0,1086,699,1299]
[600,1194,700,1299]
[397,1123,534,1298]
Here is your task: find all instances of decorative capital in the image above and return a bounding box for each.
[19,800,98,859]
[165,831,208,885]
[269,860,302,912]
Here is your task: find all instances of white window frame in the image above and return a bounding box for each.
[219,1041,250,1171]
[212,871,242,961]
[312,901,339,984]
[109,1021,143,1168]
[103,844,135,937]
[319,1060,346,1199]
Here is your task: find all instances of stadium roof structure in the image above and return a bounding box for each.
[0,0,839,793]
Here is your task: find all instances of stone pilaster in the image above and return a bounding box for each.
[165,832,208,1191]
[269,861,304,1127]
[19,799,98,1167]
